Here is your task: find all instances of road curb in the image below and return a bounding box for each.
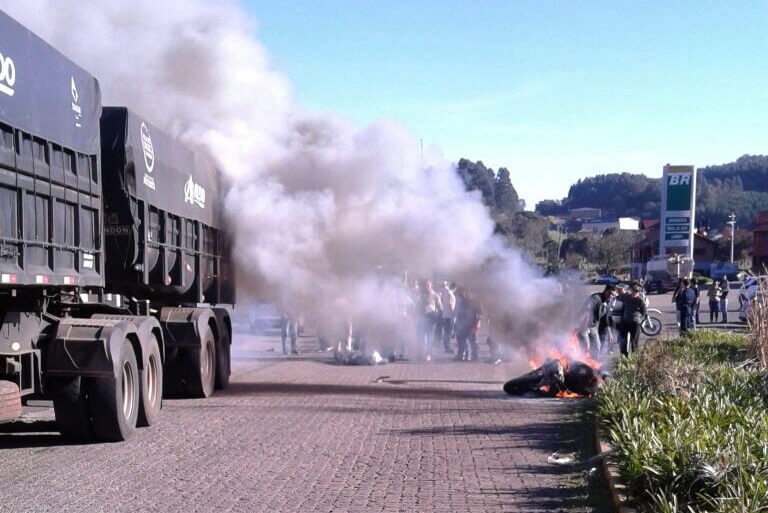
[594,422,637,513]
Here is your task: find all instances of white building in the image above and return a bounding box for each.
[581,217,640,234]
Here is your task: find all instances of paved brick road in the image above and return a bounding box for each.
[0,333,611,513]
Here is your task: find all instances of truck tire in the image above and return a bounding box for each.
[184,326,216,398]
[52,376,92,441]
[215,331,231,391]
[89,340,140,442]
[0,380,22,423]
[137,334,163,427]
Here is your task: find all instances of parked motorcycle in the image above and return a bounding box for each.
[640,308,663,336]
[610,294,663,337]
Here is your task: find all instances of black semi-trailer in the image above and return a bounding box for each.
[0,9,234,441]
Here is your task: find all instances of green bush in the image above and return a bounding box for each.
[596,332,768,512]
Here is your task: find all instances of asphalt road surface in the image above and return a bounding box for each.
[0,329,612,513]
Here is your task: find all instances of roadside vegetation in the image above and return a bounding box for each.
[595,328,768,512]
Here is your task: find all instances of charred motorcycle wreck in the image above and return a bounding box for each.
[503,358,606,398]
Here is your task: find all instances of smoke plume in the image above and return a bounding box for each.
[0,0,579,357]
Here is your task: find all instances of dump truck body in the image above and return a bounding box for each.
[0,8,233,439]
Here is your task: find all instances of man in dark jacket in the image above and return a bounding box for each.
[577,285,616,359]
[618,285,647,356]
[675,279,696,335]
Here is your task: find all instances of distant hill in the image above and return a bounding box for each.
[533,155,768,229]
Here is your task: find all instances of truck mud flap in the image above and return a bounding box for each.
[91,314,165,367]
[159,307,215,351]
[46,318,139,379]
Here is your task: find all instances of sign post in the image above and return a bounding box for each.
[660,164,696,260]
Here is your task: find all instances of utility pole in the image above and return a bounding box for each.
[727,212,736,263]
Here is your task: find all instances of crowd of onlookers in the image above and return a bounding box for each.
[670,276,731,332]
[275,277,498,363]
[406,279,495,363]
[577,275,735,360]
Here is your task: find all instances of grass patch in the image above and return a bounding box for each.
[596,331,768,512]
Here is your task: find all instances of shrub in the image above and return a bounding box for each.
[596,332,768,512]
[747,276,768,372]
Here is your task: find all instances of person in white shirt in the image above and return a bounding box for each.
[417,279,443,361]
[438,281,456,354]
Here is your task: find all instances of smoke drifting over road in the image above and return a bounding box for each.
[1,0,577,355]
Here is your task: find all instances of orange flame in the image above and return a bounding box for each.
[525,330,604,398]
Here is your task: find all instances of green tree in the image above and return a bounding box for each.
[456,159,495,207]
[590,229,634,274]
[494,167,520,214]
[498,211,550,257]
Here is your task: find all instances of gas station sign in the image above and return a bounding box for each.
[660,165,696,256]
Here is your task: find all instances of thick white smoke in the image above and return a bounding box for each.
[1,0,580,358]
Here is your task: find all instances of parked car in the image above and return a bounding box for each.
[232,302,283,334]
[592,274,621,285]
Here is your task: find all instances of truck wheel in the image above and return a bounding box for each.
[137,334,163,427]
[89,340,140,442]
[0,380,22,423]
[184,326,216,398]
[52,376,92,441]
[215,331,231,390]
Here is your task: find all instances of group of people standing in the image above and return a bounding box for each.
[578,283,647,359]
[672,276,730,334]
[415,279,484,362]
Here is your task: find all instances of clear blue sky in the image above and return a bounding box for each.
[241,0,768,208]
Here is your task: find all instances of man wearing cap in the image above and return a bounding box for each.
[577,284,616,360]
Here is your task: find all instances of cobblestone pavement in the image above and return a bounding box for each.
[0,333,611,513]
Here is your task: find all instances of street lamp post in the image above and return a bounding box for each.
[727,213,736,263]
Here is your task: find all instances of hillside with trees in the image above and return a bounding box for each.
[533,155,768,229]
[455,159,521,215]
[454,155,768,274]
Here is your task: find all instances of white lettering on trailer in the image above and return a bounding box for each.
[70,76,82,127]
[140,122,155,173]
[184,175,206,208]
[0,51,16,97]
[105,225,131,235]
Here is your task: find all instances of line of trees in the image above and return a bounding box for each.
[454,154,768,274]
[533,155,768,230]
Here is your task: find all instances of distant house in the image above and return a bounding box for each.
[635,220,717,271]
[752,210,768,272]
[568,207,601,220]
[581,217,640,234]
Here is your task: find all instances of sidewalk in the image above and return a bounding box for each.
[228,331,614,512]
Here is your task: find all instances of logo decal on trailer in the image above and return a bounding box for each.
[140,122,156,190]
[184,175,206,208]
[70,76,82,127]
[140,123,155,172]
[0,51,16,97]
